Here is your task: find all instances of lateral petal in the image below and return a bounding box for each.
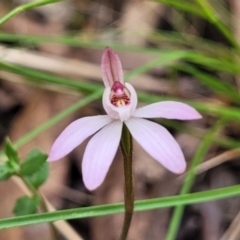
[132,101,201,120]
[125,118,186,174]
[82,120,123,190]
[48,115,112,161]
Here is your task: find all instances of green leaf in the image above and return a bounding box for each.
[0,164,12,181]
[0,138,20,180]
[13,196,41,216]
[20,149,47,176]
[4,138,20,166]
[25,162,49,188]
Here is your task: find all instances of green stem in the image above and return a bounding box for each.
[119,124,134,240]
[0,0,61,26]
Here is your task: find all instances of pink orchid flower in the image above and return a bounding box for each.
[48,47,201,190]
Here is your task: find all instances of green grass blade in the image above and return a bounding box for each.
[0,61,98,93]
[159,119,240,150]
[0,184,239,229]
[195,0,239,49]
[166,120,224,240]
[14,90,102,149]
[125,51,188,80]
[155,0,206,18]
[149,31,233,57]
[138,93,240,121]
[183,52,240,74]
[0,0,62,26]
[155,0,239,49]
[173,64,240,104]
[0,32,158,53]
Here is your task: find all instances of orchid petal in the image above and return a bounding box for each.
[82,120,123,190]
[102,83,138,121]
[132,101,202,120]
[101,47,124,87]
[102,86,118,119]
[125,118,186,174]
[125,83,138,113]
[48,115,112,161]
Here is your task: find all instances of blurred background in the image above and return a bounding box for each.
[1,0,240,239]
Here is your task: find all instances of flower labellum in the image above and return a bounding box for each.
[48,47,202,191]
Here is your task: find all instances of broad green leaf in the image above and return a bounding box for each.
[4,138,20,166]
[0,164,12,181]
[13,196,41,216]
[0,139,20,180]
[20,149,47,176]
[25,162,49,188]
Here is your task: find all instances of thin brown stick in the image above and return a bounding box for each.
[11,176,84,240]
[220,211,240,240]
[196,148,240,174]
[178,148,240,183]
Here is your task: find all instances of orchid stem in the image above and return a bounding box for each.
[119,124,134,240]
